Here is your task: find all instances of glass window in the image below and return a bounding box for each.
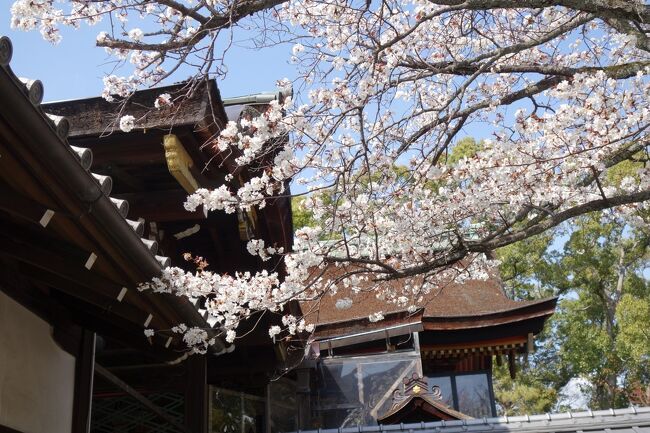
[424,373,494,418]
[455,374,492,418]
[318,408,364,429]
[210,388,266,433]
[211,390,243,433]
[361,360,418,424]
[319,362,360,407]
[269,380,298,433]
[242,397,265,433]
[426,376,454,408]
[314,352,421,428]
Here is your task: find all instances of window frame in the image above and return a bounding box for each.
[426,370,497,417]
[313,349,424,427]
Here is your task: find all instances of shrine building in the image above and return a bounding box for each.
[0,35,648,433]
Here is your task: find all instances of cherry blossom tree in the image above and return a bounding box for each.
[10,0,650,349]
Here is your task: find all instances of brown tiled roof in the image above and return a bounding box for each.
[299,264,556,336]
[43,80,227,138]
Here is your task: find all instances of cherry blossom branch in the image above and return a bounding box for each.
[12,0,650,347]
[431,0,650,24]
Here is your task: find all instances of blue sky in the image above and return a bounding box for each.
[0,5,495,143]
[0,7,295,101]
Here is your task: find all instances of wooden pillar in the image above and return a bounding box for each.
[185,354,208,433]
[72,329,96,433]
[507,350,516,380]
[296,369,312,430]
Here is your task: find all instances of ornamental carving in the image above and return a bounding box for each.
[391,373,442,408]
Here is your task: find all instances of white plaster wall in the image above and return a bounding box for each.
[0,291,76,433]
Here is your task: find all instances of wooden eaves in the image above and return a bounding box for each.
[43,79,295,275]
[0,36,216,357]
[378,394,471,425]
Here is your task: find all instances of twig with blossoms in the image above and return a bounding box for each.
[11,0,650,348]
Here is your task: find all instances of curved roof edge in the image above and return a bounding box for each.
[310,296,557,339]
[378,394,471,424]
[422,297,557,331]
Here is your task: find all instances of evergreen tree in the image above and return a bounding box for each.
[496,212,650,412]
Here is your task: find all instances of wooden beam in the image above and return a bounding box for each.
[0,183,58,226]
[0,220,154,313]
[173,131,227,187]
[22,262,150,329]
[508,350,517,379]
[102,162,146,191]
[56,293,180,362]
[72,330,96,433]
[0,231,182,345]
[0,232,128,301]
[163,134,199,193]
[84,139,167,166]
[0,196,134,290]
[185,355,208,433]
[94,363,189,433]
[114,189,204,222]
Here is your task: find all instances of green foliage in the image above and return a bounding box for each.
[615,294,650,380]
[292,196,318,230]
[497,230,559,300]
[495,212,650,412]
[605,153,645,187]
[493,363,558,416]
[446,137,483,165]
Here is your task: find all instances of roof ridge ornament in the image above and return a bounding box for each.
[392,373,442,408]
[0,36,12,66]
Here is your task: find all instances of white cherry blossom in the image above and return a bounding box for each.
[11,0,650,349]
[119,115,136,132]
[154,92,172,109]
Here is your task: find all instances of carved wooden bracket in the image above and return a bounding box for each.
[163,134,199,193]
